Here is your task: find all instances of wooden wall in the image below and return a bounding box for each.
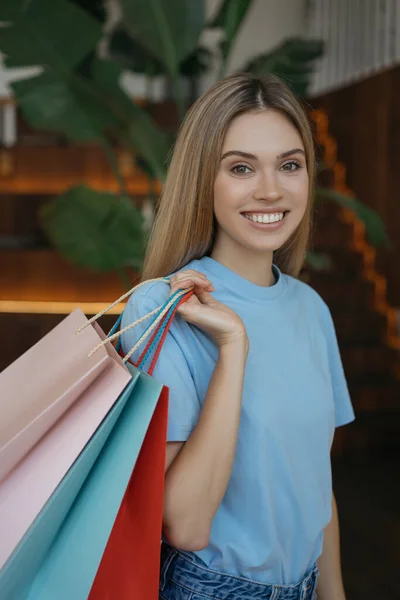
[312,65,400,307]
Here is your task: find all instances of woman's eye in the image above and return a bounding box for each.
[280,161,301,172]
[231,164,252,175]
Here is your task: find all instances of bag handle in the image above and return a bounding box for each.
[121,289,193,376]
[76,276,173,337]
[122,289,190,366]
[87,285,192,360]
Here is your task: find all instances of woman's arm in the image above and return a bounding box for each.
[316,492,346,600]
[162,339,248,552]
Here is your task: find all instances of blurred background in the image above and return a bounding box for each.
[0,1,399,597]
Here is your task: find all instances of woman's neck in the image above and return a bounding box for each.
[210,243,275,288]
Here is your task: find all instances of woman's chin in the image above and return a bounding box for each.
[242,229,294,252]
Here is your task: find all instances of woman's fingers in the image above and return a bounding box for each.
[169,270,214,294]
[169,270,209,285]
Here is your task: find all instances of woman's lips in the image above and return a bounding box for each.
[240,212,288,231]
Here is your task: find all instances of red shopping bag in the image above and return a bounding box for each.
[89,290,193,600]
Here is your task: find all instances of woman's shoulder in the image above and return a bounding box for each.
[125,257,205,309]
[124,280,169,320]
[284,272,330,313]
[283,273,340,345]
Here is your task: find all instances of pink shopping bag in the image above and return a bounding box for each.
[0,308,132,568]
[0,308,130,483]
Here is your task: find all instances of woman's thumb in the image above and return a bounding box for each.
[195,289,218,305]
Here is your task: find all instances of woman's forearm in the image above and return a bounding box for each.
[162,341,248,551]
[317,493,346,600]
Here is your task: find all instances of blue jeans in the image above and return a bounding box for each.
[159,542,319,600]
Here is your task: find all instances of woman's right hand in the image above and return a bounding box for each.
[168,269,249,351]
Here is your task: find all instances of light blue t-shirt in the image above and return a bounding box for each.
[120,255,355,585]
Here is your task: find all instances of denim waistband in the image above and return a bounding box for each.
[160,542,319,600]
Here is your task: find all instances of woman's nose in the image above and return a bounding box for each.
[252,173,282,202]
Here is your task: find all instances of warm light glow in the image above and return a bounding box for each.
[0,301,125,315]
[0,145,162,195]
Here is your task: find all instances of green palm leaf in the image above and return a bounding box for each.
[208,0,253,76]
[109,26,165,76]
[0,0,102,69]
[40,186,145,272]
[0,0,170,179]
[243,38,324,96]
[119,0,205,78]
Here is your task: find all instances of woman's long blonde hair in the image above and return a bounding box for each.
[141,72,315,282]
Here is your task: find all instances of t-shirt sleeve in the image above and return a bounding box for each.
[119,282,201,442]
[321,301,356,428]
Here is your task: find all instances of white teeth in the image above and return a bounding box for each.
[244,212,284,224]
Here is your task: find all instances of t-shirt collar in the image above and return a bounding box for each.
[199,256,286,302]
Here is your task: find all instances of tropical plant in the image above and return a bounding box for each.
[0,0,389,280]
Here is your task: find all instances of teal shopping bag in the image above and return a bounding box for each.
[0,364,164,600]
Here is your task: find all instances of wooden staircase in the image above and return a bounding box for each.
[305,109,400,456]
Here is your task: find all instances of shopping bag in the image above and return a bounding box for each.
[0,341,131,569]
[89,288,193,600]
[89,387,169,600]
[0,276,177,567]
[0,278,193,600]
[0,365,148,600]
[0,309,130,483]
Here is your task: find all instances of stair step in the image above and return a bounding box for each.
[305,249,365,275]
[311,220,355,249]
[309,278,376,310]
[350,382,400,411]
[341,346,399,378]
[329,311,387,344]
[316,171,335,189]
[313,198,348,224]
[346,372,393,388]
[332,408,400,456]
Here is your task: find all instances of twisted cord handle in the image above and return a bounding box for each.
[120,287,189,363]
[75,276,171,334]
[124,289,194,375]
[146,292,193,375]
[86,283,194,359]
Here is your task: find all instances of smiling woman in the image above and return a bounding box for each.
[141,73,316,282]
[120,73,353,600]
[212,109,309,275]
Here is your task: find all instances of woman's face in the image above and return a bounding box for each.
[213,109,309,256]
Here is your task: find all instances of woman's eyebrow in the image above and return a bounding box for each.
[278,148,305,159]
[220,150,257,161]
[220,148,305,161]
